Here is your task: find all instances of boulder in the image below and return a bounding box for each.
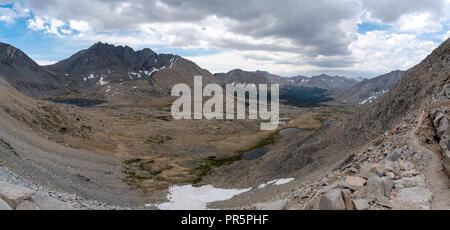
[16,201,41,210]
[386,149,402,162]
[0,181,34,208]
[343,176,367,191]
[0,198,12,210]
[443,150,450,176]
[353,199,370,210]
[319,182,339,194]
[341,190,354,210]
[437,117,449,137]
[366,176,385,200]
[394,176,426,189]
[373,163,393,177]
[31,192,76,210]
[359,162,374,179]
[319,189,346,210]
[392,186,432,210]
[381,177,393,197]
[254,199,288,210]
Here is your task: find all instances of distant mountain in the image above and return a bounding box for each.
[215,70,360,89]
[331,70,406,105]
[0,42,70,97]
[214,69,331,106]
[287,74,360,89]
[45,42,218,100]
[253,70,292,86]
[214,69,271,85]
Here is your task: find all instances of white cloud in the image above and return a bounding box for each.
[397,13,443,33]
[348,31,438,73]
[27,16,67,37]
[2,0,449,77]
[0,2,29,23]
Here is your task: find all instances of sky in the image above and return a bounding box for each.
[0,0,449,78]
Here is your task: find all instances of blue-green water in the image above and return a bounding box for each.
[242,148,270,160]
[279,128,306,136]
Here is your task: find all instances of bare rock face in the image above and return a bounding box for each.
[0,180,76,210]
[353,199,370,210]
[31,193,76,210]
[343,176,367,191]
[332,70,406,105]
[319,189,346,210]
[0,42,70,97]
[429,83,450,176]
[0,198,12,210]
[0,181,34,208]
[392,186,432,210]
[15,201,42,210]
[253,199,289,210]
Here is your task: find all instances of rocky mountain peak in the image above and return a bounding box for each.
[0,42,38,68]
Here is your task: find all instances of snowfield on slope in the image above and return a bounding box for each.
[147,185,251,210]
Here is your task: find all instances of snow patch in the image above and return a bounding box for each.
[169,57,177,68]
[147,184,251,210]
[258,178,295,189]
[98,76,108,86]
[359,90,389,105]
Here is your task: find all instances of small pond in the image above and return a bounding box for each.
[324,120,338,125]
[242,148,270,160]
[279,128,307,136]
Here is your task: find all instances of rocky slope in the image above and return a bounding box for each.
[287,74,361,90]
[0,76,145,209]
[0,42,71,98]
[204,38,450,211]
[331,70,406,105]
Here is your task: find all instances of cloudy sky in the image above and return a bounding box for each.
[0,0,449,78]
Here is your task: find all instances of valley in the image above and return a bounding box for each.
[0,39,448,210]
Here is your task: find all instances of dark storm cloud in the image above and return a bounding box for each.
[20,0,446,69]
[362,0,444,23]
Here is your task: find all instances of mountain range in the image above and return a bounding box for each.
[0,41,404,106]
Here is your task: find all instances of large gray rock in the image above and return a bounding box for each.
[443,150,450,176]
[437,118,449,137]
[0,181,34,208]
[353,199,370,210]
[319,189,346,210]
[0,198,12,210]
[254,199,288,210]
[359,162,374,179]
[366,176,385,200]
[392,186,432,210]
[343,176,366,191]
[382,177,393,197]
[394,176,426,189]
[386,149,402,162]
[341,190,354,210]
[16,201,41,210]
[31,192,76,210]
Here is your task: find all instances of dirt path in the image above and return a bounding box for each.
[408,110,450,210]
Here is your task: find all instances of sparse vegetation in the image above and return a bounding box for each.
[145,135,173,145]
[154,115,172,121]
[122,158,167,184]
[189,154,242,184]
